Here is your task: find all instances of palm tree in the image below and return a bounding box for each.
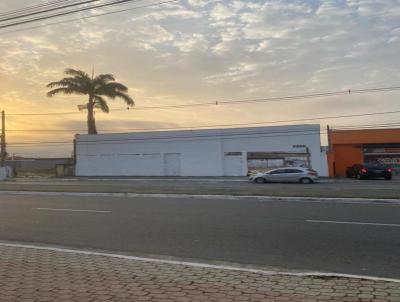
[46,68,134,134]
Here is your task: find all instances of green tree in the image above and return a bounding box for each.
[46,68,134,134]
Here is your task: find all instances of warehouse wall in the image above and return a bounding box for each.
[75,125,328,177]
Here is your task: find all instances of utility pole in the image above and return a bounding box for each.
[1,111,5,167]
[327,125,332,152]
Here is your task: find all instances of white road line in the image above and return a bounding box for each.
[307,220,400,227]
[34,208,111,213]
[0,241,399,283]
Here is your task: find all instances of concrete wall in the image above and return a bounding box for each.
[75,124,328,177]
[5,158,73,172]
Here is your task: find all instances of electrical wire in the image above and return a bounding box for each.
[133,86,400,110]
[0,0,148,29]
[0,0,179,35]
[5,108,400,133]
[8,129,329,146]
[4,86,400,116]
[7,119,400,147]
[7,117,400,146]
[0,0,103,22]
[6,120,400,133]
[0,0,79,17]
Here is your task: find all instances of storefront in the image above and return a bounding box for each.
[247,151,311,174]
[363,144,400,173]
[328,129,400,177]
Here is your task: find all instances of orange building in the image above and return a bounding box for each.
[327,128,400,177]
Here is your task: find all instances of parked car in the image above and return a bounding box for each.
[346,163,392,180]
[249,167,318,184]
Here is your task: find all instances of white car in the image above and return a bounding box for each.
[249,167,318,184]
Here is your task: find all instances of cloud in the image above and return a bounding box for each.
[173,33,209,53]
[205,62,260,85]
[187,0,208,8]
[209,3,235,21]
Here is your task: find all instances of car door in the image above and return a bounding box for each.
[267,168,287,182]
[285,168,304,182]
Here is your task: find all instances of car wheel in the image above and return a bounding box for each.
[385,176,392,180]
[356,174,363,180]
[299,177,313,184]
[254,177,266,184]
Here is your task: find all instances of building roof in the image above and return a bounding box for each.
[76,124,321,143]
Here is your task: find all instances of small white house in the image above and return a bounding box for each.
[75,124,328,177]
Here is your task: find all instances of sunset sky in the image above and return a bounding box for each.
[0,0,400,157]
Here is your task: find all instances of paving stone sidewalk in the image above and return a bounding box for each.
[0,245,399,302]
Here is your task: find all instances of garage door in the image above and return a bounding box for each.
[164,153,181,176]
[223,153,243,176]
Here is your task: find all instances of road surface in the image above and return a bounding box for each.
[0,192,399,278]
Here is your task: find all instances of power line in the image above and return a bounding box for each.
[8,129,329,146]
[4,86,400,116]
[6,110,400,146]
[5,108,400,132]
[135,86,400,110]
[6,120,400,133]
[0,0,147,29]
[0,0,179,35]
[0,0,79,17]
[7,119,400,147]
[0,0,103,23]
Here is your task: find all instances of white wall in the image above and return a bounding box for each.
[0,167,7,180]
[75,124,328,177]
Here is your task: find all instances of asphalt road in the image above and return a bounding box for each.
[0,177,400,198]
[0,192,399,278]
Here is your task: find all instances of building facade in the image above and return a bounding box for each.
[327,128,400,177]
[75,124,328,177]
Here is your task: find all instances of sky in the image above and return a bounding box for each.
[0,0,400,157]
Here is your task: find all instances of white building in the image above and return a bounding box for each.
[75,124,328,177]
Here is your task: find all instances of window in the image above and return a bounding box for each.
[286,169,303,173]
[269,169,287,174]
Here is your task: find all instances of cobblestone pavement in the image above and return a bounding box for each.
[0,245,399,302]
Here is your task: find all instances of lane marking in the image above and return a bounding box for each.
[34,208,111,213]
[307,220,400,227]
[0,190,399,204]
[0,241,398,283]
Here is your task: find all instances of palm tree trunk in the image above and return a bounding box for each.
[87,96,97,135]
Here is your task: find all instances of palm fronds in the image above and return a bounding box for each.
[46,68,134,134]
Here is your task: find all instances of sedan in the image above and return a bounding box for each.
[249,167,318,184]
[346,163,392,180]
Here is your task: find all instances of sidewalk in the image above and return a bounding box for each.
[0,243,399,302]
